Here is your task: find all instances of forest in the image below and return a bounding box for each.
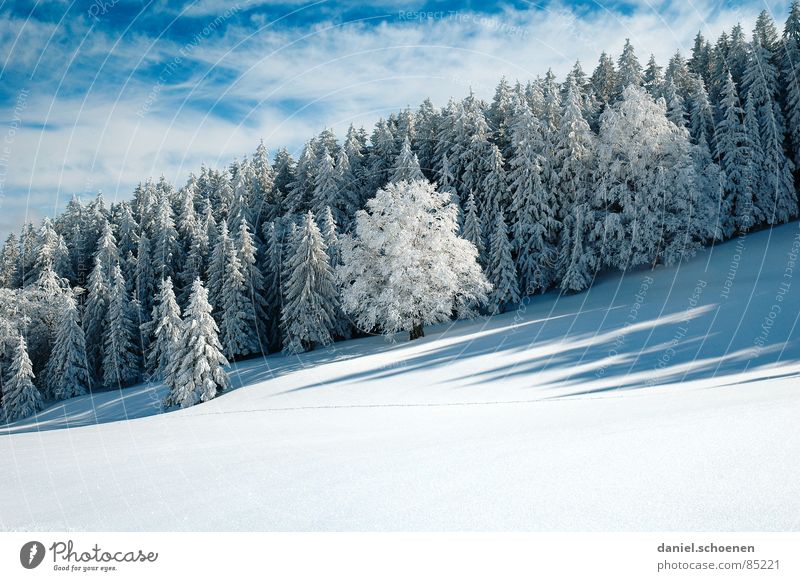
[2,6,800,419]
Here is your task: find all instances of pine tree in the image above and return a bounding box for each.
[480,144,509,225]
[44,289,90,400]
[262,220,286,351]
[615,39,644,96]
[0,233,19,288]
[461,192,485,263]
[250,140,275,229]
[285,141,317,214]
[486,210,520,313]
[782,0,800,165]
[84,256,110,382]
[134,232,157,326]
[311,148,340,219]
[590,51,617,113]
[18,223,38,287]
[103,264,140,388]
[165,278,229,408]
[391,136,424,183]
[144,277,182,380]
[151,189,180,282]
[716,72,757,233]
[94,220,120,280]
[207,220,234,319]
[743,41,797,225]
[2,335,43,422]
[554,81,596,285]
[220,232,259,361]
[281,211,339,353]
[508,101,558,294]
[643,54,664,99]
[560,202,597,292]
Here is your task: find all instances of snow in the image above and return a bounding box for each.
[1,222,799,531]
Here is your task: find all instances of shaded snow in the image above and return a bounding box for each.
[1,223,799,531]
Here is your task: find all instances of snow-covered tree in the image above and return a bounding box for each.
[165,278,229,408]
[554,81,597,286]
[207,220,234,316]
[596,85,700,269]
[311,148,340,219]
[337,179,490,340]
[508,101,559,294]
[44,289,90,400]
[144,277,182,380]
[84,256,110,381]
[716,72,757,233]
[220,233,259,360]
[2,335,43,422]
[742,41,797,225]
[391,136,424,183]
[0,233,20,288]
[486,210,520,313]
[615,39,644,96]
[281,211,339,353]
[461,192,485,262]
[103,264,140,388]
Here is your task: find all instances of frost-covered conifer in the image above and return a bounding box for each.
[2,335,43,422]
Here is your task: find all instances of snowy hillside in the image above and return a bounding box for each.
[1,222,799,531]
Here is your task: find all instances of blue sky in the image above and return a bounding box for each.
[0,0,790,238]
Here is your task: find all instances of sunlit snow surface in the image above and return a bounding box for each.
[1,223,798,531]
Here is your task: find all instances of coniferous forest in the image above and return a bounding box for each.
[3,7,800,420]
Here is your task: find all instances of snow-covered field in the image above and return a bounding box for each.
[1,222,799,531]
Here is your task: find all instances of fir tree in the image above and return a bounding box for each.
[145,277,182,380]
[2,335,43,422]
[486,210,520,313]
[44,289,90,400]
[165,278,229,408]
[220,233,259,361]
[84,256,110,382]
[103,264,140,388]
[281,211,339,353]
[391,136,424,183]
[716,72,757,233]
[0,233,19,288]
[461,192,485,263]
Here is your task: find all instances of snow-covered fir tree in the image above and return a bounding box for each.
[461,192,485,262]
[486,210,520,313]
[103,264,140,388]
[84,256,110,381]
[220,231,259,360]
[281,211,338,353]
[44,289,90,401]
[716,72,757,233]
[2,335,43,422]
[337,179,490,340]
[144,277,182,380]
[391,136,424,183]
[508,100,559,294]
[165,278,229,408]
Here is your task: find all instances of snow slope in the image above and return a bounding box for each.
[1,222,799,531]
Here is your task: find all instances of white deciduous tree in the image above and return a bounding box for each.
[337,179,490,340]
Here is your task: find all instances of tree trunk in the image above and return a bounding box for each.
[409,322,425,341]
